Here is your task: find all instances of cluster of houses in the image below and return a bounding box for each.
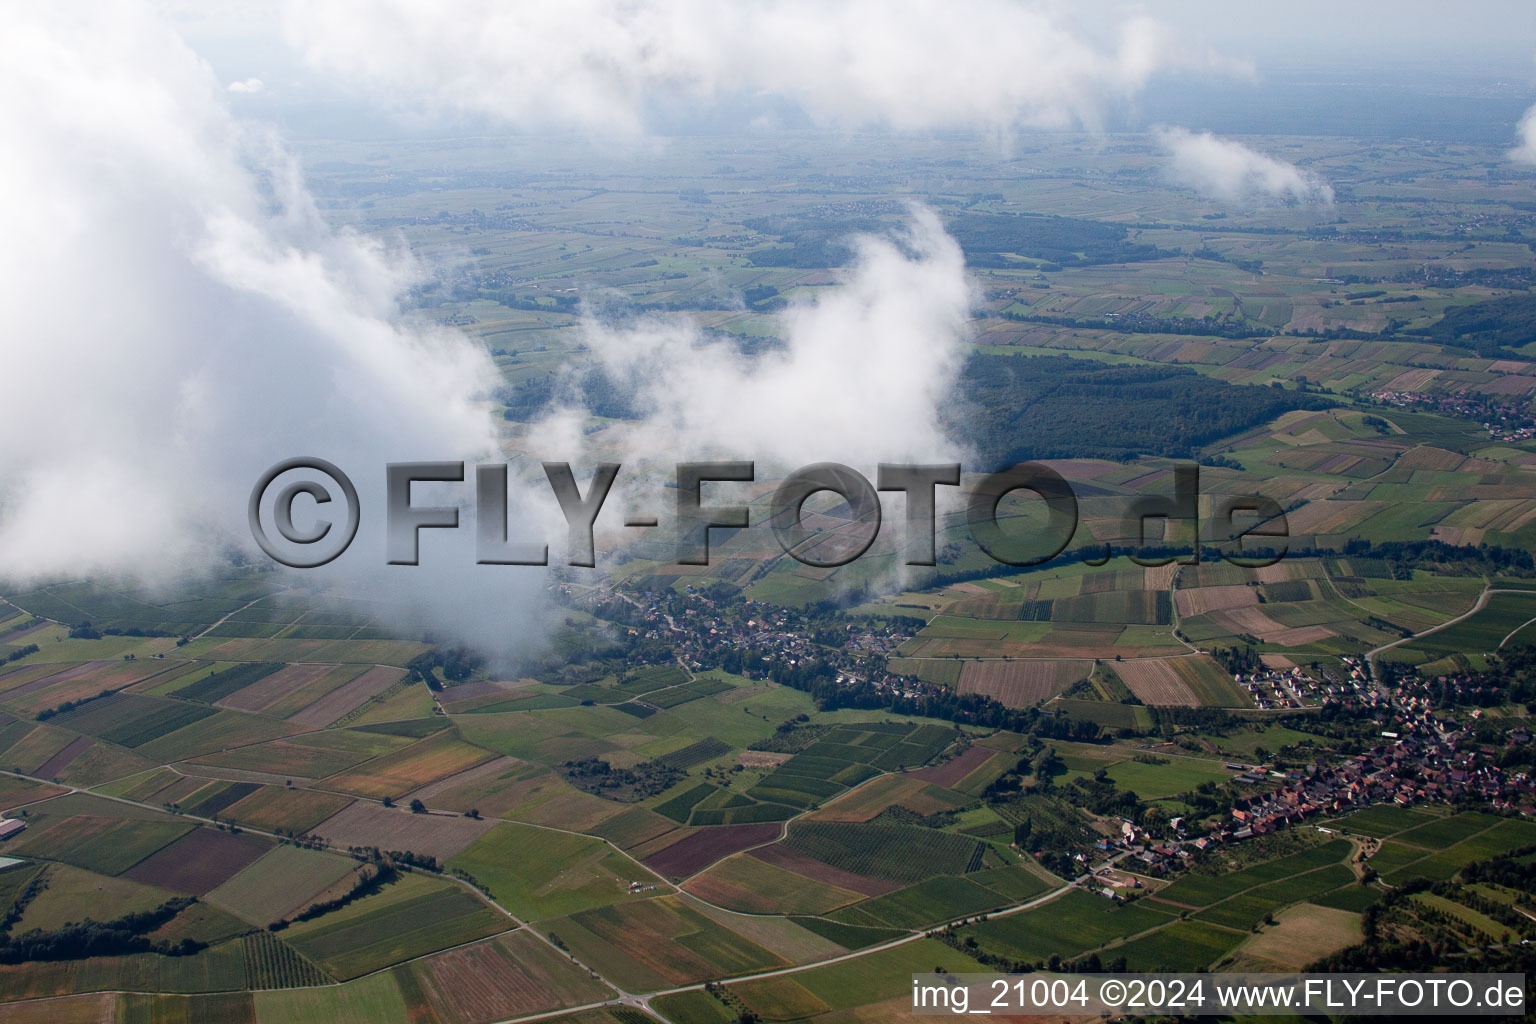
[1074,703,1536,894]
[573,578,1536,898]
[1369,388,1536,442]
[1231,659,1391,712]
[1233,666,1317,710]
[579,585,917,696]
[1393,665,1527,716]
[1227,727,1534,827]
[1325,657,1393,708]
[1087,725,1534,891]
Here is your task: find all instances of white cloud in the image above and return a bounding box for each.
[283,0,1246,134]
[1510,104,1536,164]
[535,207,972,471]
[6,2,1260,654]
[1155,126,1334,207]
[517,207,973,594]
[0,4,557,651]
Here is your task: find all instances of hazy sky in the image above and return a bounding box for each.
[158,0,1536,147]
[168,0,1536,106]
[1062,1,1536,72]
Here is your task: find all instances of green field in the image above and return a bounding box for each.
[281,872,508,980]
[8,91,1536,1024]
[781,822,982,885]
[1402,592,1536,658]
[548,895,786,991]
[959,889,1174,963]
[208,845,360,923]
[447,822,658,920]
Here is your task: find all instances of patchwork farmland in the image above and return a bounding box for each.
[6,110,1536,1024]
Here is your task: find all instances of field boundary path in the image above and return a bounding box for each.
[1366,584,1534,684]
[0,764,647,1007]
[482,852,1128,1024]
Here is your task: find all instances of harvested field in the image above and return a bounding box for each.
[0,993,116,1023]
[14,814,191,875]
[123,826,271,895]
[438,679,519,705]
[1174,585,1258,617]
[957,660,1088,707]
[903,745,994,789]
[4,667,171,718]
[309,801,495,862]
[631,827,696,862]
[738,751,792,768]
[1238,903,1361,969]
[288,666,404,728]
[252,972,407,1022]
[683,898,846,963]
[748,843,900,897]
[403,754,520,802]
[1113,659,1199,707]
[0,661,131,698]
[221,785,353,834]
[0,661,85,691]
[322,731,496,800]
[0,726,77,776]
[683,853,863,916]
[734,976,831,1020]
[1286,500,1380,535]
[411,931,611,1024]
[808,776,931,823]
[423,762,621,831]
[1269,624,1338,646]
[32,737,92,781]
[1207,606,1290,638]
[208,845,361,922]
[181,781,261,818]
[193,729,407,778]
[122,772,207,806]
[1253,563,1296,584]
[0,776,65,811]
[641,822,782,878]
[555,895,786,990]
[217,663,338,713]
[591,806,680,851]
